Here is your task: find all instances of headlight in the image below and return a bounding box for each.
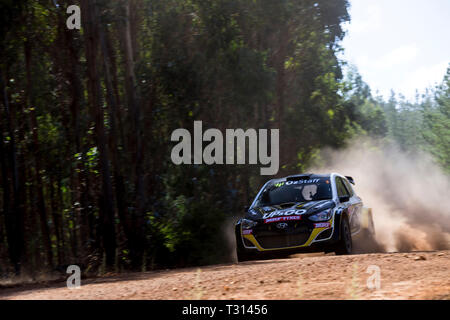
[308,209,332,222]
[241,219,258,230]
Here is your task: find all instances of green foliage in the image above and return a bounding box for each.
[423,66,450,172]
[2,0,447,276]
[343,65,450,174]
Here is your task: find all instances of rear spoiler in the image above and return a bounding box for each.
[345,176,355,185]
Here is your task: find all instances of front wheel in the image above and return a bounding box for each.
[235,234,256,262]
[334,216,353,255]
[236,249,253,262]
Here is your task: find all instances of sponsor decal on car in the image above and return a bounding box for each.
[262,209,306,219]
[242,229,253,235]
[312,200,331,210]
[264,215,302,224]
[274,179,321,188]
[314,222,331,228]
[285,179,320,185]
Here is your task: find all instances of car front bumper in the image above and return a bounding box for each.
[240,216,338,252]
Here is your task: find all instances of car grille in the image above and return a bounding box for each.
[253,222,311,249]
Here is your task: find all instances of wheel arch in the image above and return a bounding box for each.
[334,207,349,241]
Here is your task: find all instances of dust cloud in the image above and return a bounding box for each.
[312,138,450,252]
[224,217,239,263]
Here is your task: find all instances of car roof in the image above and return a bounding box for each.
[285,173,331,180]
[266,173,331,185]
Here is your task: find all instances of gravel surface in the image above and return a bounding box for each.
[1,250,449,300]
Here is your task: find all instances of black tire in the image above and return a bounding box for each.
[334,216,352,255]
[237,249,253,262]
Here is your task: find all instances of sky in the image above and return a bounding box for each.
[341,0,450,101]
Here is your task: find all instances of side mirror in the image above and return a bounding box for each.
[339,196,350,203]
[243,206,250,212]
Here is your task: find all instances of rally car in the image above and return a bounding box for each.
[235,173,375,261]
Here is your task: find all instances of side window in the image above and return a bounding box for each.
[336,177,350,197]
[343,179,355,197]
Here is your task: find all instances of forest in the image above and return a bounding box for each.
[0,0,449,277]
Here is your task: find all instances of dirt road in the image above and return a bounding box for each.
[1,250,449,300]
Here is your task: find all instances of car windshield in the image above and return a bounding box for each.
[254,178,332,207]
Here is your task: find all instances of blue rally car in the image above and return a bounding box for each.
[235,173,376,261]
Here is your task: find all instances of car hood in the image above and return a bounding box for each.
[245,199,335,221]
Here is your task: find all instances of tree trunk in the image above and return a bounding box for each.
[81,0,116,269]
[61,7,92,256]
[120,0,147,269]
[49,177,63,266]
[0,82,11,269]
[24,38,54,269]
[56,175,67,263]
[96,6,135,266]
[0,70,25,275]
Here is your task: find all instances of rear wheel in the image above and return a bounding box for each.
[334,216,352,255]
